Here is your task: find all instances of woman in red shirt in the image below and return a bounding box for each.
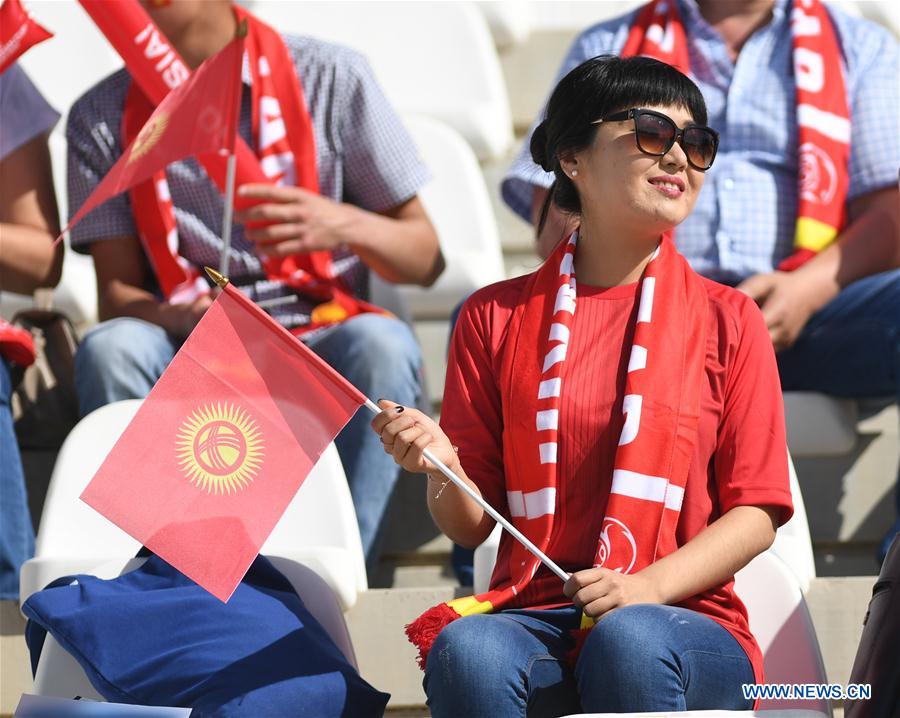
[372,55,793,716]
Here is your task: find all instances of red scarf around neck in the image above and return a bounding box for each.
[406,233,709,668]
[119,5,384,332]
[622,0,850,271]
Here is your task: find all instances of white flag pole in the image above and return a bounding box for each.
[219,151,238,275]
[218,19,247,277]
[363,398,571,583]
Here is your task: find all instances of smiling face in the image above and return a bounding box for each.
[562,104,707,237]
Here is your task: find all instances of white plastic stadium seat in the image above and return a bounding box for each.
[30,556,358,702]
[20,399,367,612]
[474,451,816,594]
[244,0,514,160]
[477,1,534,50]
[398,115,506,319]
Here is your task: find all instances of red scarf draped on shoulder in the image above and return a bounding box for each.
[622,0,850,271]
[103,2,384,332]
[406,233,709,668]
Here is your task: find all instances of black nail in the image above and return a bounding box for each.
[395,406,405,413]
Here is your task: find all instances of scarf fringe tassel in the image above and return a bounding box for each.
[404,602,462,669]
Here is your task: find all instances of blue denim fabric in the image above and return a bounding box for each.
[74,314,422,575]
[0,359,35,600]
[424,604,754,717]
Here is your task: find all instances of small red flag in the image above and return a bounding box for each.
[80,281,366,601]
[0,0,53,74]
[65,30,243,232]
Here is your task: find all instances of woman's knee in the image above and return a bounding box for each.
[577,605,676,681]
[425,615,513,691]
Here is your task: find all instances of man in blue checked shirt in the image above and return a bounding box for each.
[68,0,443,577]
[503,0,899,561]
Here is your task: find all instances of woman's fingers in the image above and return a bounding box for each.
[391,425,432,470]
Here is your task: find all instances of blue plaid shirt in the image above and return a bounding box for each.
[67,35,429,329]
[502,0,899,284]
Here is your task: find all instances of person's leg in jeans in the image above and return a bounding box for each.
[424,607,582,718]
[776,270,900,562]
[75,318,179,416]
[0,360,35,600]
[304,314,422,575]
[576,604,754,711]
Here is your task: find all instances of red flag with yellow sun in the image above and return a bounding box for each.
[80,277,365,601]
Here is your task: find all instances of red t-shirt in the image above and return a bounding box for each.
[440,273,794,683]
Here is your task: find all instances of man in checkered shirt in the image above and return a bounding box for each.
[503,0,899,560]
[69,0,442,575]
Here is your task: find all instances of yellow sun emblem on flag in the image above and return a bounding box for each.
[175,403,264,494]
[128,111,170,164]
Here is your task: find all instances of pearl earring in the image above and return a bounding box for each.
[571,170,578,177]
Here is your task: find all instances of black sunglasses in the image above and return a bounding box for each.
[594,108,719,171]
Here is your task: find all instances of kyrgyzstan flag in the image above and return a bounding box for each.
[65,26,243,232]
[80,278,366,601]
[0,0,53,74]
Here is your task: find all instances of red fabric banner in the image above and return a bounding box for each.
[66,31,243,233]
[0,0,53,74]
[80,282,366,601]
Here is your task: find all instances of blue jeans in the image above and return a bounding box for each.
[74,314,422,575]
[425,604,754,717]
[776,270,900,560]
[0,360,35,600]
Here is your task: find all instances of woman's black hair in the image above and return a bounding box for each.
[532,55,708,237]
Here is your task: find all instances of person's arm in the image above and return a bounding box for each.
[738,21,900,350]
[0,132,63,294]
[235,45,443,287]
[370,289,508,547]
[565,505,778,615]
[90,236,212,339]
[738,186,900,350]
[569,293,793,617]
[235,186,443,286]
[370,399,494,547]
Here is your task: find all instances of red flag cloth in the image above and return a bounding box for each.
[80,281,366,602]
[65,30,243,232]
[0,0,52,74]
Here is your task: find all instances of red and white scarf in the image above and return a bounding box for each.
[622,0,850,271]
[406,233,709,668]
[100,2,383,331]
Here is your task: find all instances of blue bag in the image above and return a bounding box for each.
[23,554,388,717]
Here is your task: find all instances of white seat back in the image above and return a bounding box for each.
[398,115,505,319]
[477,2,534,50]
[244,0,513,160]
[734,552,830,714]
[21,399,366,610]
[769,454,816,591]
